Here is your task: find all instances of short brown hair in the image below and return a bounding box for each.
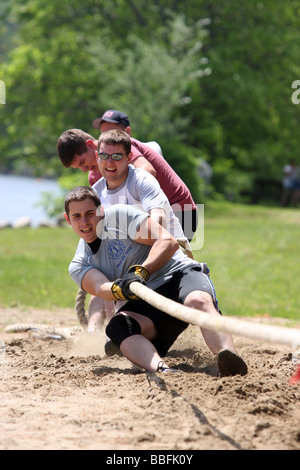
[57,129,95,167]
[64,186,101,216]
[98,129,131,155]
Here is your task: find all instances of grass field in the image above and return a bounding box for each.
[0,225,79,310]
[0,202,299,320]
[193,202,300,320]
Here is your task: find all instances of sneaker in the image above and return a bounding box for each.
[104,339,122,357]
[156,361,177,373]
[217,349,248,377]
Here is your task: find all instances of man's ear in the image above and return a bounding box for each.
[64,212,71,225]
[96,205,105,219]
[86,139,97,150]
[127,151,132,163]
[125,126,132,136]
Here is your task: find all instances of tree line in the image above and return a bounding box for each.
[1,0,300,204]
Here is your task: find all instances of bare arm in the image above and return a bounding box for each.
[82,269,115,301]
[134,216,179,275]
[81,216,178,299]
[132,156,157,177]
[148,207,166,229]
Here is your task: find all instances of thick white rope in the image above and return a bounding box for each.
[6,284,299,348]
[130,282,300,348]
[5,289,88,336]
[4,323,82,339]
[75,289,88,327]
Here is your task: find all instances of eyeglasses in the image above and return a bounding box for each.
[97,152,127,161]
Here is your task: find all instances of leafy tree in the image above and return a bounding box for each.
[1,0,300,204]
[0,0,207,203]
[185,0,300,199]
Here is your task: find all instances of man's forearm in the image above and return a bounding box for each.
[148,208,166,229]
[82,269,115,301]
[141,238,179,275]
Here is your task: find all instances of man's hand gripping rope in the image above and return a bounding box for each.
[111,265,150,301]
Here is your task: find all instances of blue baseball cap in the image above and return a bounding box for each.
[92,109,130,129]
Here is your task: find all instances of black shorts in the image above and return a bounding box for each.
[116,265,218,357]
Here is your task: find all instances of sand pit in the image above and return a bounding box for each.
[0,306,299,451]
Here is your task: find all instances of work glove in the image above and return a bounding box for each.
[128,265,150,281]
[111,265,150,301]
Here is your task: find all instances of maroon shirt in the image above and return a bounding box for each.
[89,138,196,211]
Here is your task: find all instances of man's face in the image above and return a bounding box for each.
[70,141,98,173]
[97,142,131,189]
[64,198,103,243]
[100,121,131,135]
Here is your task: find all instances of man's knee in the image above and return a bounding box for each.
[184,290,215,311]
[106,314,142,348]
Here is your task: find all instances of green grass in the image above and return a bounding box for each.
[0,226,79,310]
[0,202,299,320]
[192,202,300,320]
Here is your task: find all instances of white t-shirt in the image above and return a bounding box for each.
[92,165,186,240]
[69,204,196,290]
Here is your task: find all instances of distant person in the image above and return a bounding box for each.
[280,159,300,207]
[64,185,248,377]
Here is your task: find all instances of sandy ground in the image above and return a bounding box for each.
[0,306,299,451]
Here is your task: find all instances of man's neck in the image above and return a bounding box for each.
[106,168,129,190]
[88,237,101,254]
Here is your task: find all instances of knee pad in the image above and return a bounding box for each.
[106,314,141,348]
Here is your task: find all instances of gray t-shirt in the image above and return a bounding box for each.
[92,165,186,240]
[69,204,196,291]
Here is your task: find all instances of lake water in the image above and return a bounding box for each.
[0,174,63,227]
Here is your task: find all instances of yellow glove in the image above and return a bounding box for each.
[111,266,150,301]
[128,265,150,282]
[111,279,128,301]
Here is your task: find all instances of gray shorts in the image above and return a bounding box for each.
[116,265,219,357]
